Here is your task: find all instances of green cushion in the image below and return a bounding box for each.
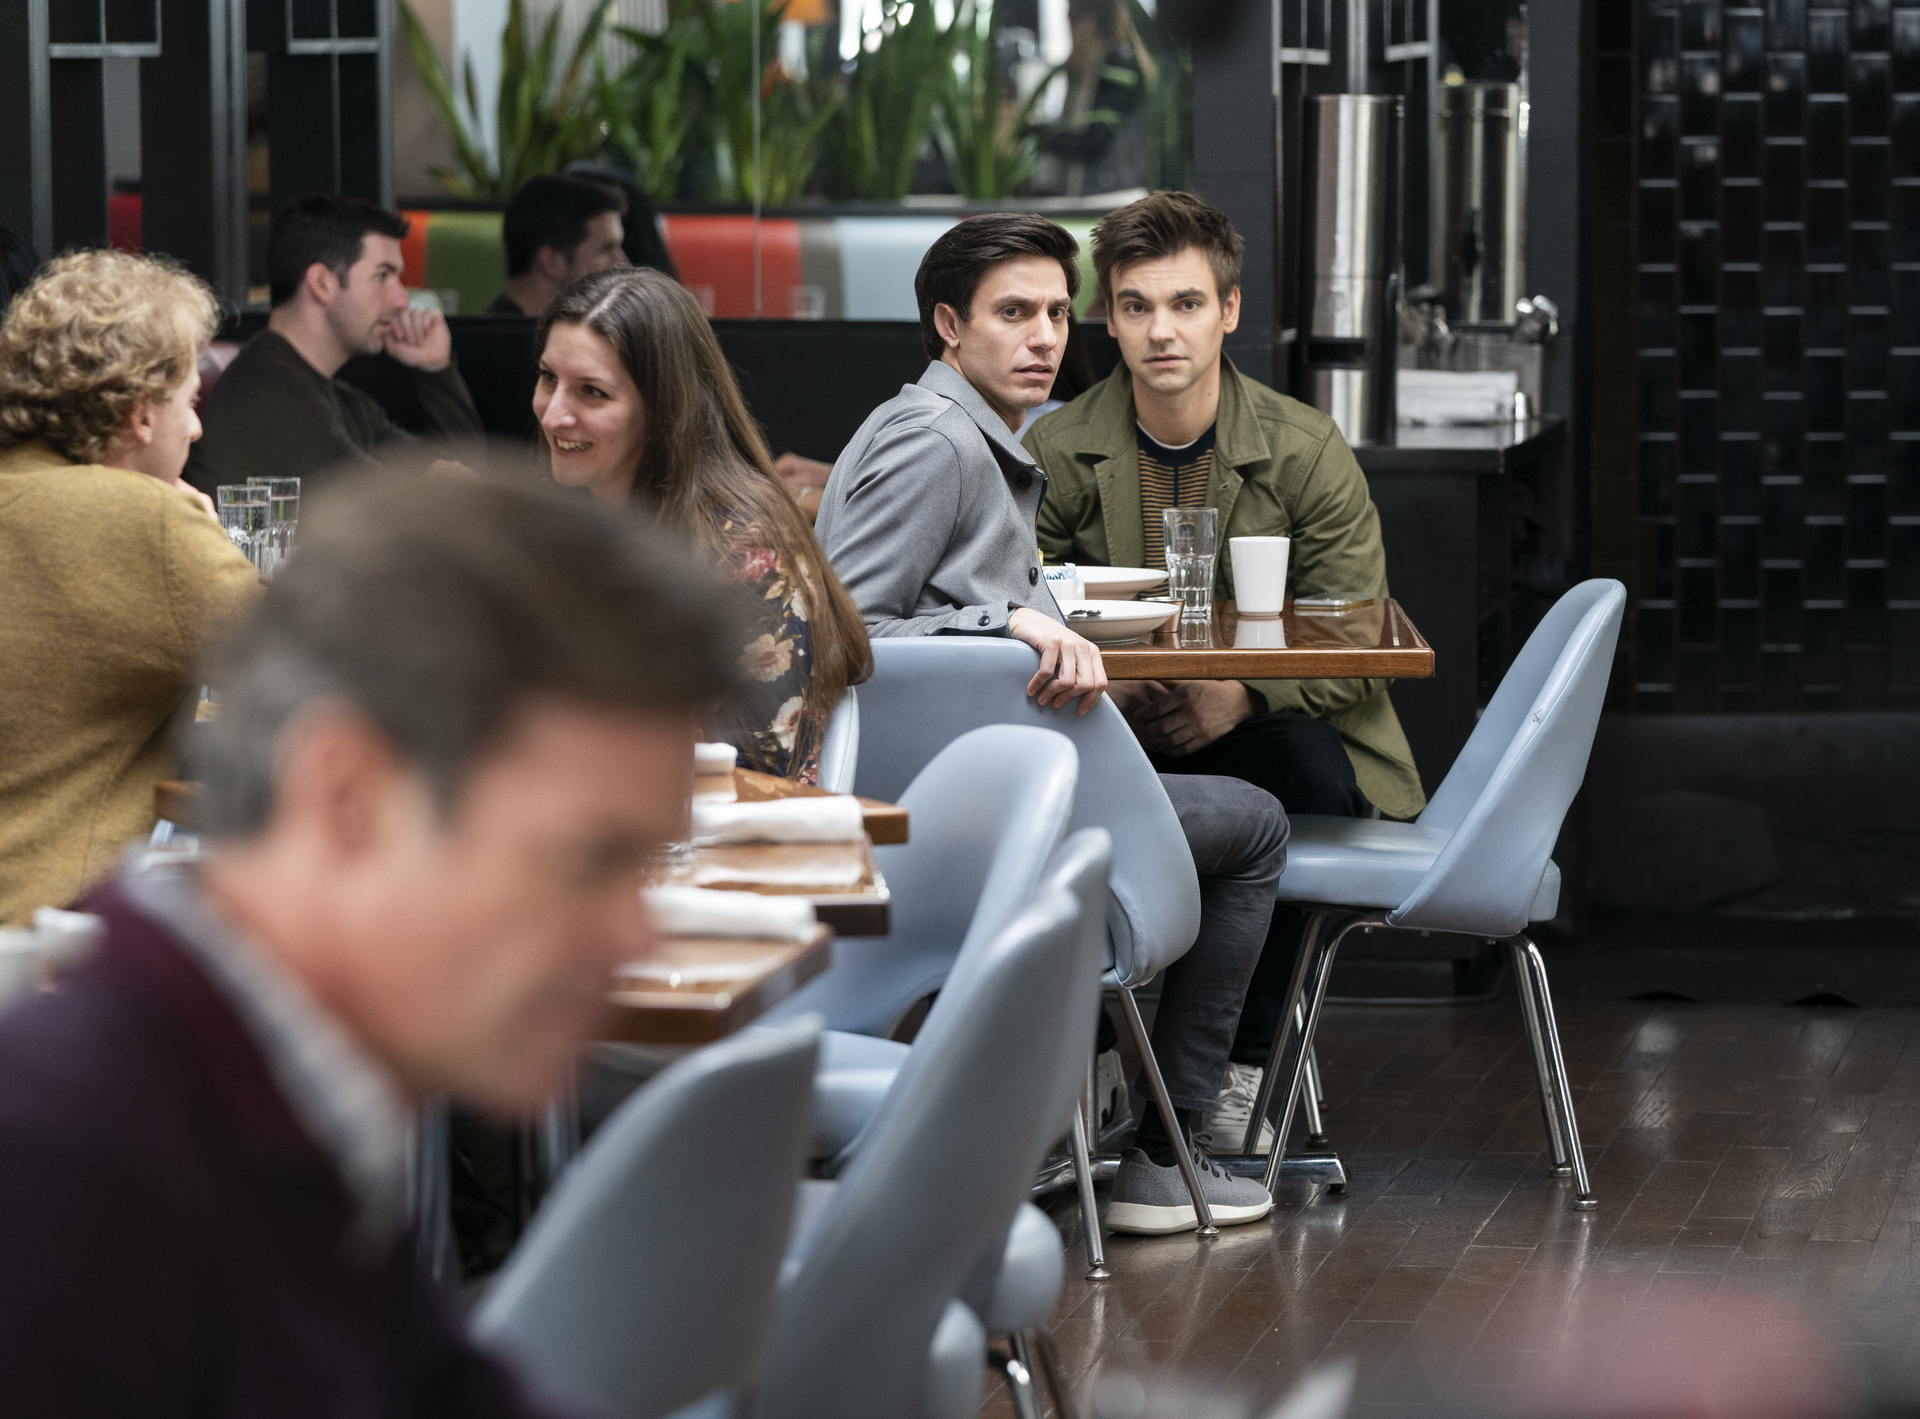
[425,212,508,316]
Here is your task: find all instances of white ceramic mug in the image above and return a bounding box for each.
[1229,536,1291,615]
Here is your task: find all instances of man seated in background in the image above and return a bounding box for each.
[188,196,484,495]
[0,477,738,1412]
[815,213,1284,1235]
[1024,190,1423,1146]
[486,173,631,317]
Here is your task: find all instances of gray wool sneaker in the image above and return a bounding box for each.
[1104,1143,1275,1235]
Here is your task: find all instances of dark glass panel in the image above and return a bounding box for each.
[1895,8,1920,92]
[1894,185,1920,263]
[1680,481,1720,558]
[1723,351,1762,429]
[1724,437,1762,514]
[1645,12,1680,94]
[1641,268,1677,348]
[1805,270,1848,345]
[1766,54,1806,133]
[1764,141,1804,222]
[1768,0,1807,50]
[1853,55,1891,138]
[1640,95,1678,180]
[1852,228,1891,305]
[1683,56,1722,136]
[1722,182,1762,260]
[1851,311,1889,391]
[1852,143,1891,222]
[1723,95,1762,176]
[1765,311,1803,389]
[1762,564,1806,641]
[1641,184,1678,263]
[1641,436,1678,515]
[1681,141,1721,219]
[1680,311,1718,387]
[1894,97,1920,179]
[1682,397,1722,471]
[1807,101,1847,181]
[1681,0,1720,50]
[1852,0,1891,53]
[1643,354,1680,434]
[1722,521,1761,597]
[1682,225,1720,303]
[1890,353,1920,428]
[1809,9,1849,93]
[1808,355,1847,432]
[1724,269,1762,346]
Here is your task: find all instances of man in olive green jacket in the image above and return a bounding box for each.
[1024,196,1424,822]
[1024,193,1422,1144]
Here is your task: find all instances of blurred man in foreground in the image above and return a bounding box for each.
[188,196,484,495]
[0,478,737,1415]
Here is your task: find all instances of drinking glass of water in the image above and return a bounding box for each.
[217,485,271,572]
[1163,506,1219,643]
[246,476,300,574]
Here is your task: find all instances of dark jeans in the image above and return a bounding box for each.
[1143,772,1290,1111]
[1152,710,1371,1071]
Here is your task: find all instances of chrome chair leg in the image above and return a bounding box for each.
[410,1098,459,1286]
[1005,1332,1046,1419]
[1263,917,1383,1195]
[1301,1037,1329,1149]
[1244,908,1336,1152]
[1508,937,1571,1174]
[1069,1103,1110,1279]
[1514,935,1596,1209]
[1116,987,1218,1236]
[1028,1326,1081,1419]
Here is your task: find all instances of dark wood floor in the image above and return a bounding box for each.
[983,996,1920,1416]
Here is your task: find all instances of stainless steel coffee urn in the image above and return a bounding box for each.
[1434,82,1524,323]
[1300,94,1403,446]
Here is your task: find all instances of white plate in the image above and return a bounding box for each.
[1074,565,1170,599]
[1061,599,1180,645]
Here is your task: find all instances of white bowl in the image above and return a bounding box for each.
[1061,599,1180,645]
[1074,565,1169,599]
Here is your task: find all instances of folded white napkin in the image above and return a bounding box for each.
[691,796,865,845]
[694,742,739,774]
[691,855,868,889]
[643,885,818,941]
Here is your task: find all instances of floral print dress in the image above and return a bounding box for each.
[710,529,826,785]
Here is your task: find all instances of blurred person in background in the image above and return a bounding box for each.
[0,249,258,928]
[188,195,483,495]
[534,265,872,784]
[0,477,739,1414]
[487,173,631,317]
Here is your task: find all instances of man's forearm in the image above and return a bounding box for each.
[411,361,485,439]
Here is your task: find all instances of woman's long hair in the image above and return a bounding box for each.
[537,267,872,723]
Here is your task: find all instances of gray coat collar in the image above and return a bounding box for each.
[916,361,1040,469]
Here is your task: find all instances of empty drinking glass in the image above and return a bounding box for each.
[246,476,300,573]
[216,485,270,571]
[1163,506,1219,643]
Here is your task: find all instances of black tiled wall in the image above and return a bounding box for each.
[1632,0,1920,712]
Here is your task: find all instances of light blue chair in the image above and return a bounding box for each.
[473,1018,821,1419]
[817,687,859,794]
[957,829,1112,1417]
[851,639,1228,1239]
[758,724,1077,1161]
[1242,580,1627,1210]
[754,880,1103,1419]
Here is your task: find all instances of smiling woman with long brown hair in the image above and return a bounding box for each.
[531,267,871,782]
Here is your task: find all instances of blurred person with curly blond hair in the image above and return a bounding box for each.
[0,249,259,925]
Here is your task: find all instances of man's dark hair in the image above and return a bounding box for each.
[1092,190,1245,309]
[267,196,410,307]
[0,227,40,314]
[913,214,1081,361]
[503,175,628,277]
[194,477,741,836]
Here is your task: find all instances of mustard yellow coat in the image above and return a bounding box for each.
[0,442,259,924]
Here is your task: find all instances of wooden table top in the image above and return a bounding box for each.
[713,767,908,845]
[1101,598,1434,681]
[602,924,833,1046]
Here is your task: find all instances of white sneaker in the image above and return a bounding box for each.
[1203,1062,1274,1154]
[1094,1049,1130,1131]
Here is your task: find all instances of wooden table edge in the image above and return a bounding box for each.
[601,924,833,1046]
